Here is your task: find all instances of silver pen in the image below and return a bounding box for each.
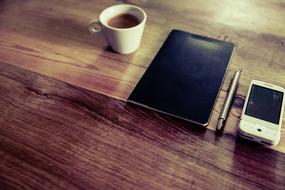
[217,68,242,131]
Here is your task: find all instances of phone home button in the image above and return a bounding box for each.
[257,128,262,132]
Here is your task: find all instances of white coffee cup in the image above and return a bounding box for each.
[89,4,147,54]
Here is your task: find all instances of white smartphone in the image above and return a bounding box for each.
[239,80,285,146]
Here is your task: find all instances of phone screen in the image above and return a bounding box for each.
[245,85,283,124]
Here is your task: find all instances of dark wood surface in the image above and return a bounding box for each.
[1,0,285,189]
[1,62,285,190]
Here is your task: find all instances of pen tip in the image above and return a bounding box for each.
[216,119,224,131]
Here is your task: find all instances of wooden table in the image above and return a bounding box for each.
[1,60,285,190]
[1,0,285,189]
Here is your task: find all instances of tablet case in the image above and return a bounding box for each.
[128,30,235,126]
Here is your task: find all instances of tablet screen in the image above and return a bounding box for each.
[128,30,235,126]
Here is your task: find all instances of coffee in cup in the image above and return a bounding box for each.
[107,14,140,29]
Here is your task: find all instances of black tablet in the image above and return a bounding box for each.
[128,30,235,126]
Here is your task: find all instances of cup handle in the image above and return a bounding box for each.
[88,20,102,33]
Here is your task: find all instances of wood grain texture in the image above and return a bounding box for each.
[0,0,285,152]
[1,61,285,190]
